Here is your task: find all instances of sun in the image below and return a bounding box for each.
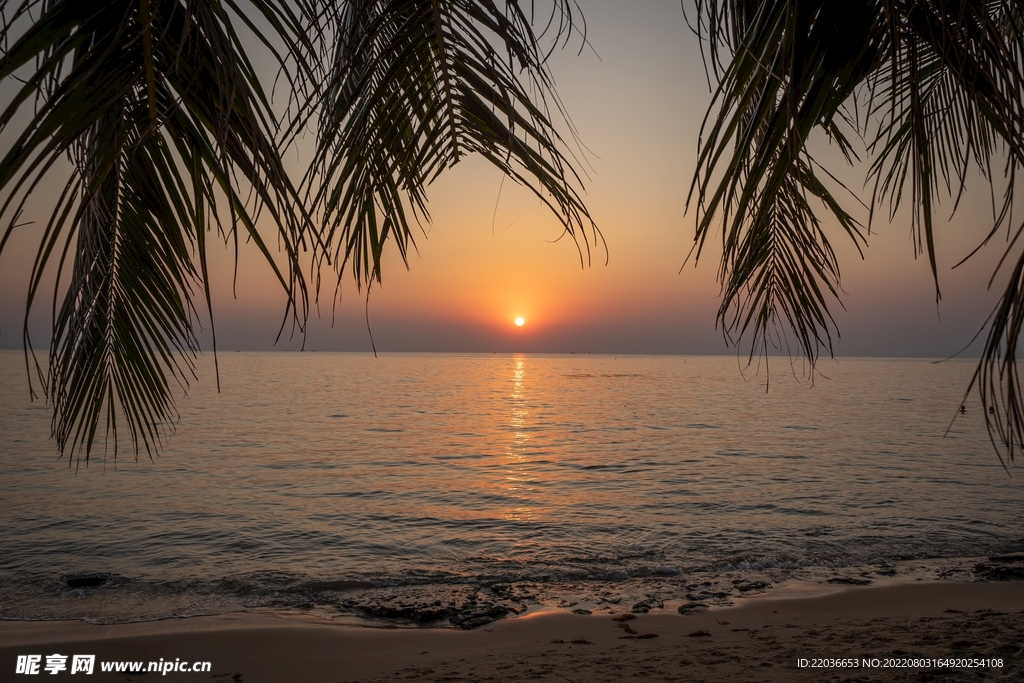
[514,317,525,327]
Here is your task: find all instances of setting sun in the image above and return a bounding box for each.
[514,317,525,327]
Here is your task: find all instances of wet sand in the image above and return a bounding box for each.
[2,582,1023,682]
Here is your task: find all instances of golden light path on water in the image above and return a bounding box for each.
[505,356,532,522]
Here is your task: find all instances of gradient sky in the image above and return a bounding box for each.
[0,0,1012,357]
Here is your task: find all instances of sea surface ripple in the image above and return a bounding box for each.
[1,352,1021,625]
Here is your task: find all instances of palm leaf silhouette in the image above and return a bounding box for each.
[310,0,598,290]
[0,0,316,464]
[0,0,595,464]
[688,0,1024,461]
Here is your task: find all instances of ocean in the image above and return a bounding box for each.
[1,351,1021,627]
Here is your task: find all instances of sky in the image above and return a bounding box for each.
[0,0,1013,358]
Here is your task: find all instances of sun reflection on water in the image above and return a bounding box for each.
[504,355,534,521]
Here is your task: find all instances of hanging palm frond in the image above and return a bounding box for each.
[688,0,1024,458]
[0,0,317,465]
[0,0,599,464]
[309,0,600,291]
[687,1,886,367]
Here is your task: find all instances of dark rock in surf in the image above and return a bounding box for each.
[975,562,1024,581]
[415,606,458,623]
[677,602,708,615]
[489,583,513,599]
[65,574,110,589]
[988,554,1024,563]
[457,615,493,629]
[630,597,664,613]
[360,604,417,620]
[736,581,772,592]
[687,590,730,601]
[450,604,511,629]
[360,602,459,624]
[826,577,872,586]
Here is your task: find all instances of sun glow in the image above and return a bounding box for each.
[514,317,525,327]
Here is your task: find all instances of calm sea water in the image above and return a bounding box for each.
[1,351,1021,624]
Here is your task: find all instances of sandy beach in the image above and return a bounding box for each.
[3,581,1022,682]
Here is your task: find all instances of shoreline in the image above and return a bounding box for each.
[4,581,1023,681]
[6,554,1016,631]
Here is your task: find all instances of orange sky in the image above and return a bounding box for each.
[0,0,1010,357]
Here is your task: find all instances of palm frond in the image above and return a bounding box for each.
[0,0,600,464]
[687,0,878,366]
[0,0,316,464]
[690,0,1024,460]
[309,0,600,292]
